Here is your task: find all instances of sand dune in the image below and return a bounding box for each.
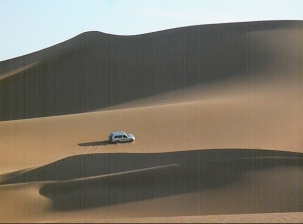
[0,20,302,121]
[0,82,302,222]
[1,150,303,221]
[1,20,303,222]
[2,149,302,184]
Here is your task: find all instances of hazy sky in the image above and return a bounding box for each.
[1,0,302,61]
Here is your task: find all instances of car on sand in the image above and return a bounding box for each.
[109,131,135,143]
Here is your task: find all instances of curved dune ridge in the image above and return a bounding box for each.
[0,20,303,222]
[0,149,303,221]
[0,20,303,121]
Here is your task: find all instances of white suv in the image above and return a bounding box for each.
[109,131,135,143]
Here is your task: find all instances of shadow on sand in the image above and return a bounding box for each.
[1,149,303,212]
[78,140,111,147]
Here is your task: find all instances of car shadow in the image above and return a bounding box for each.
[78,140,110,147]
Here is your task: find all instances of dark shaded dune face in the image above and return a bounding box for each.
[0,20,302,121]
[0,33,112,120]
[39,165,303,214]
[0,148,297,214]
[1,148,302,185]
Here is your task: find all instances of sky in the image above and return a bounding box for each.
[0,0,302,61]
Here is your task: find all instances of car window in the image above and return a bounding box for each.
[123,135,127,138]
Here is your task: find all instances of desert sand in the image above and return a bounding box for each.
[0,20,303,222]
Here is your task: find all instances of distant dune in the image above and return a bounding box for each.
[0,21,303,222]
[1,20,302,121]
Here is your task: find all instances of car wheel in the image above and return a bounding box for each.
[115,140,120,144]
[130,139,134,142]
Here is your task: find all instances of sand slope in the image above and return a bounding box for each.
[0,80,303,222]
[0,20,302,121]
[0,20,303,222]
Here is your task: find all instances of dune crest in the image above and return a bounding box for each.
[1,20,302,121]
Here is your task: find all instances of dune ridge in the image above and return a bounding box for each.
[0,20,302,121]
[1,149,302,218]
[1,148,302,185]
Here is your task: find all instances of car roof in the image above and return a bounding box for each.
[111,131,127,135]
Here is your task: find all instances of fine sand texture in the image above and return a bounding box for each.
[0,20,303,222]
